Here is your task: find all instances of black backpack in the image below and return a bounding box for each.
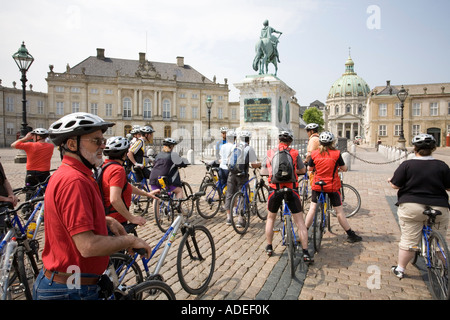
[270,148,295,184]
[95,161,128,215]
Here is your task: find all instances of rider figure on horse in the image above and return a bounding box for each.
[260,20,282,63]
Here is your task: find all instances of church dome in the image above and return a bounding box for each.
[328,55,370,99]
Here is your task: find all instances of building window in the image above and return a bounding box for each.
[192,107,198,119]
[6,97,14,112]
[105,89,113,95]
[37,100,44,114]
[231,108,237,120]
[430,102,438,116]
[346,104,351,113]
[394,103,401,117]
[105,104,112,117]
[56,102,64,115]
[448,102,450,115]
[218,107,223,120]
[6,123,14,135]
[378,125,387,136]
[164,125,171,138]
[72,102,80,113]
[412,124,420,136]
[179,93,186,99]
[123,98,132,118]
[394,124,401,136]
[358,104,363,115]
[378,104,387,117]
[335,105,339,115]
[90,88,98,94]
[90,103,98,115]
[71,87,81,93]
[192,94,198,99]
[143,99,152,119]
[412,103,421,116]
[218,96,224,101]
[162,99,171,119]
[55,86,64,93]
[179,106,186,119]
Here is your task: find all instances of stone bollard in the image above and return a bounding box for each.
[342,152,351,171]
[187,149,195,165]
[350,144,356,164]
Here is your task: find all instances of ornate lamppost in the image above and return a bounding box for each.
[396,85,408,150]
[12,41,34,163]
[206,96,213,138]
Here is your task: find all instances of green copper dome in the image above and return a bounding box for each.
[328,55,370,98]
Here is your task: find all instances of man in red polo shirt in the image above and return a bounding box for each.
[32,112,152,300]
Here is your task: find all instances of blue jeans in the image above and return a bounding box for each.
[33,269,100,300]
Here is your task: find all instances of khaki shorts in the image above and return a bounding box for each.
[397,202,449,251]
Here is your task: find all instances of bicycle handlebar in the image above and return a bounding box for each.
[0,196,44,216]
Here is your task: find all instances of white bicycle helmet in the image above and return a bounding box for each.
[31,128,49,136]
[104,136,130,158]
[140,125,155,134]
[226,129,237,137]
[49,112,114,146]
[305,123,319,131]
[220,126,228,133]
[238,130,252,138]
[279,130,294,142]
[412,134,436,148]
[319,131,335,145]
[163,138,178,146]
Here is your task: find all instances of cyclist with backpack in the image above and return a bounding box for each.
[225,130,260,226]
[264,131,313,262]
[304,131,362,243]
[99,136,158,234]
[127,125,155,182]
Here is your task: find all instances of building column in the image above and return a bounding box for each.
[138,89,143,116]
[133,89,138,116]
[172,91,176,117]
[117,88,122,116]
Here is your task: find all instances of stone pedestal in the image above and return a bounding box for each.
[234,74,296,139]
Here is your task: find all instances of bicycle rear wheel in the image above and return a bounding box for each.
[299,177,311,214]
[109,253,144,287]
[427,231,449,300]
[313,202,324,253]
[181,181,194,216]
[285,215,296,277]
[196,183,221,219]
[121,280,176,300]
[12,246,38,300]
[154,198,174,233]
[177,225,216,295]
[230,192,250,235]
[255,184,269,221]
[337,184,361,218]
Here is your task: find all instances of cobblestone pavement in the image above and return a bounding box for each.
[1,146,449,300]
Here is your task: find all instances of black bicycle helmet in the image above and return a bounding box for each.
[279,130,293,142]
[49,112,114,147]
[411,134,436,148]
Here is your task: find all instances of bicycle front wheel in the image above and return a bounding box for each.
[255,184,269,221]
[285,215,296,277]
[196,183,221,219]
[180,181,194,217]
[154,198,174,233]
[230,192,250,235]
[427,231,449,300]
[313,202,324,253]
[337,184,361,218]
[177,225,216,295]
[121,280,176,300]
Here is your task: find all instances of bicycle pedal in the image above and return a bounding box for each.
[10,283,24,295]
[409,245,420,252]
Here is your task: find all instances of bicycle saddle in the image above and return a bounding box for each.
[423,207,442,217]
[315,180,327,186]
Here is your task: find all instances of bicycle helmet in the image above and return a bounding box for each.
[278,130,294,142]
[31,128,49,137]
[140,125,155,134]
[411,134,436,148]
[163,138,178,146]
[104,136,130,158]
[238,130,252,138]
[305,123,319,131]
[319,131,335,145]
[226,129,237,137]
[49,112,114,146]
[220,126,228,133]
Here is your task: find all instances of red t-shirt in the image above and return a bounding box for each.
[42,156,109,275]
[14,141,54,171]
[101,159,132,224]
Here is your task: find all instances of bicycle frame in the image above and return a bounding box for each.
[281,200,297,246]
[234,176,256,212]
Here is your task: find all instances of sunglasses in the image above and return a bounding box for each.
[80,137,107,146]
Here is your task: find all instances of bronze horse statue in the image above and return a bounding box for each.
[253,34,280,76]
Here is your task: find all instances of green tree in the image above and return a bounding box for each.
[303,108,325,131]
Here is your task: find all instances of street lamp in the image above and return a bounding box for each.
[206,96,213,138]
[396,85,408,150]
[12,41,34,163]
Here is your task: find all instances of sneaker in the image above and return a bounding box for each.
[303,252,314,264]
[265,244,273,257]
[391,266,404,279]
[236,219,246,228]
[346,231,362,243]
[226,219,232,225]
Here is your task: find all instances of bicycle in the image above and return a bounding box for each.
[411,207,449,300]
[229,169,268,234]
[298,171,311,214]
[0,197,43,300]
[311,180,331,253]
[274,188,303,277]
[110,187,215,296]
[330,172,361,218]
[196,160,227,219]
[154,177,193,232]
[128,166,153,216]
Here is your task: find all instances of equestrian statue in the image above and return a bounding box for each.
[253,20,282,76]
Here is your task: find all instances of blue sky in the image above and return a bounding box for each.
[1,0,449,105]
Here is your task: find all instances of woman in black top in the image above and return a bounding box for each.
[389,134,450,279]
